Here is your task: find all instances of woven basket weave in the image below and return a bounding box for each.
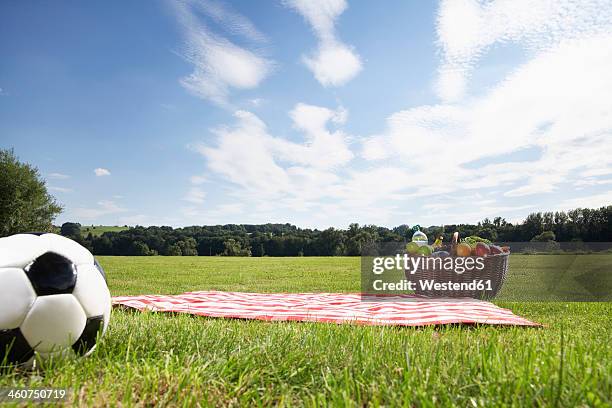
[405,252,509,300]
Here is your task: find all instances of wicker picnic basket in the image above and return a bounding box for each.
[405,233,509,300]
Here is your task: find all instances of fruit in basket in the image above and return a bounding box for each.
[418,245,433,256]
[501,246,510,253]
[462,236,492,247]
[456,243,472,257]
[432,236,444,249]
[490,245,503,255]
[406,242,420,255]
[474,242,491,257]
[432,251,450,258]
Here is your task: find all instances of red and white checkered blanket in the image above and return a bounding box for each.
[112,291,539,327]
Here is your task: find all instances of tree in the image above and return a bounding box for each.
[166,244,182,256]
[60,222,82,240]
[0,149,62,236]
[531,231,556,242]
[177,238,198,256]
[223,238,251,256]
[315,228,345,256]
[522,212,544,241]
[131,241,155,256]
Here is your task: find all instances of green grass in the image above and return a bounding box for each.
[1,256,610,407]
[80,225,130,237]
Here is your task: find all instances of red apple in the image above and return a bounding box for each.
[474,242,491,257]
[490,245,503,255]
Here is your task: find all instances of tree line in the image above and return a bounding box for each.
[59,206,612,256]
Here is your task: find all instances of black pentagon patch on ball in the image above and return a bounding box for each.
[0,328,34,367]
[94,258,107,282]
[72,315,104,356]
[22,232,47,236]
[26,252,77,296]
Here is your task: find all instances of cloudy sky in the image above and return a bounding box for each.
[1,0,611,228]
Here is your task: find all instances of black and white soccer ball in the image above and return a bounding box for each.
[0,233,111,367]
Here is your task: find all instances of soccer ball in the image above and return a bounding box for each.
[0,233,111,367]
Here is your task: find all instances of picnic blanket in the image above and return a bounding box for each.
[112,291,540,327]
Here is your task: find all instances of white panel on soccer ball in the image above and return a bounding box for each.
[20,294,86,353]
[73,264,112,318]
[37,234,94,266]
[0,268,37,329]
[0,234,47,268]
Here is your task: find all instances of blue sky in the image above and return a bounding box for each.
[1,0,611,228]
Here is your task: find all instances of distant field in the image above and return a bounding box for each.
[103,254,612,301]
[80,225,130,237]
[1,256,610,406]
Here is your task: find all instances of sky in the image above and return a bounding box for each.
[1,0,612,229]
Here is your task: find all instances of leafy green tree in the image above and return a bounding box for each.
[177,237,198,256]
[223,238,251,256]
[92,235,113,255]
[166,244,182,256]
[60,222,82,240]
[531,231,556,242]
[522,212,544,240]
[315,228,346,256]
[345,224,379,256]
[0,149,62,236]
[131,241,156,256]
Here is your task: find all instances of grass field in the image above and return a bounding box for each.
[80,225,130,237]
[1,256,610,406]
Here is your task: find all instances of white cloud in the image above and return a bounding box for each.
[193,104,358,224]
[435,0,612,102]
[363,32,612,200]
[94,168,111,177]
[73,200,127,219]
[556,191,612,210]
[248,98,265,107]
[286,0,362,86]
[574,178,612,187]
[172,0,274,106]
[48,186,73,193]
[183,187,206,204]
[187,0,268,43]
[197,111,291,197]
[189,174,208,185]
[303,42,362,87]
[47,173,70,180]
[186,1,612,228]
[197,104,353,201]
[180,202,245,225]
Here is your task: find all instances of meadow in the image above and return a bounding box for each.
[1,256,610,406]
[80,226,130,237]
